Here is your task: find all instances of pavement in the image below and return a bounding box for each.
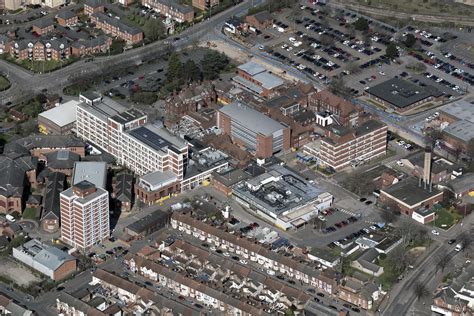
[380,214,473,315]
[0,0,267,106]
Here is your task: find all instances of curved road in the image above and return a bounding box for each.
[0,0,265,106]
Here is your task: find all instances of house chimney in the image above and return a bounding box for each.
[423,146,432,189]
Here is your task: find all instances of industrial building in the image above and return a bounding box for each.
[38,100,79,135]
[232,164,333,230]
[217,102,291,158]
[12,239,76,280]
[365,78,443,112]
[233,61,284,98]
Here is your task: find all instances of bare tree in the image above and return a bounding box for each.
[436,255,450,273]
[458,231,473,253]
[387,245,412,275]
[414,282,429,301]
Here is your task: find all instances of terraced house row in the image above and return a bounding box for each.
[170,212,338,294]
[91,12,144,44]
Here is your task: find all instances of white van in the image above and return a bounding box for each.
[454,244,463,252]
[5,214,15,222]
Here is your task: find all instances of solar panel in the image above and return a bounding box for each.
[129,126,172,152]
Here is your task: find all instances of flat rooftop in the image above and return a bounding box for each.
[381,178,443,207]
[232,164,323,217]
[72,161,107,189]
[439,100,474,123]
[39,100,79,127]
[128,125,187,153]
[443,120,474,144]
[238,61,266,76]
[367,77,442,109]
[219,102,286,136]
[110,108,146,125]
[78,97,128,122]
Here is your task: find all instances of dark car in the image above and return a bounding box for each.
[194,304,203,309]
[56,286,65,292]
[365,200,373,205]
[448,239,456,244]
[144,281,153,286]
[316,292,325,297]
[352,307,361,313]
[359,197,367,202]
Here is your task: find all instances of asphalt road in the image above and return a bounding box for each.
[0,0,266,106]
[380,216,473,315]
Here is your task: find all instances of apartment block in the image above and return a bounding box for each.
[192,0,218,11]
[142,0,194,23]
[60,180,109,250]
[217,102,290,158]
[9,38,70,61]
[319,120,388,171]
[84,0,105,15]
[76,93,189,178]
[91,12,143,44]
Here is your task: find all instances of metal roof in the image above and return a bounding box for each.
[440,100,474,123]
[39,100,78,127]
[219,102,286,136]
[443,120,474,143]
[237,61,266,76]
[72,161,107,189]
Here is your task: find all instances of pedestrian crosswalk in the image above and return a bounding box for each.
[338,208,378,225]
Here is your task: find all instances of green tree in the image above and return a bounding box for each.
[130,91,158,105]
[201,51,229,80]
[354,17,369,31]
[386,43,399,59]
[328,77,352,100]
[143,19,165,42]
[166,53,183,83]
[404,33,416,47]
[184,60,202,83]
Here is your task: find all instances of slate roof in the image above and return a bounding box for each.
[45,150,80,170]
[41,172,66,221]
[0,155,37,197]
[114,173,133,203]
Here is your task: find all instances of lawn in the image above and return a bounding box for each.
[376,257,399,290]
[0,75,11,91]
[5,56,78,74]
[22,208,39,220]
[433,208,462,229]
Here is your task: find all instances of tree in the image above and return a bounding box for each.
[166,53,183,83]
[342,171,375,196]
[387,245,411,275]
[436,255,450,273]
[328,77,352,99]
[414,282,429,300]
[184,60,202,83]
[143,19,165,42]
[404,33,417,48]
[354,17,369,31]
[380,209,398,224]
[458,231,472,253]
[130,91,158,105]
[320,34,335,46]
[466,139,474,160]
[201,51,229,80]
[345,61,361,75]
[395,219,430,247]
[425,129,443,147]
[386,43,399,59]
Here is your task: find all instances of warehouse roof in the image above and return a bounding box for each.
[439,100,474,123]
[219,102,286,136]
[39,100,78,128]
[443,120,474,144]
[366,77,442,109]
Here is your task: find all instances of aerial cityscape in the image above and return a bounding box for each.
[0,0,472,315]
